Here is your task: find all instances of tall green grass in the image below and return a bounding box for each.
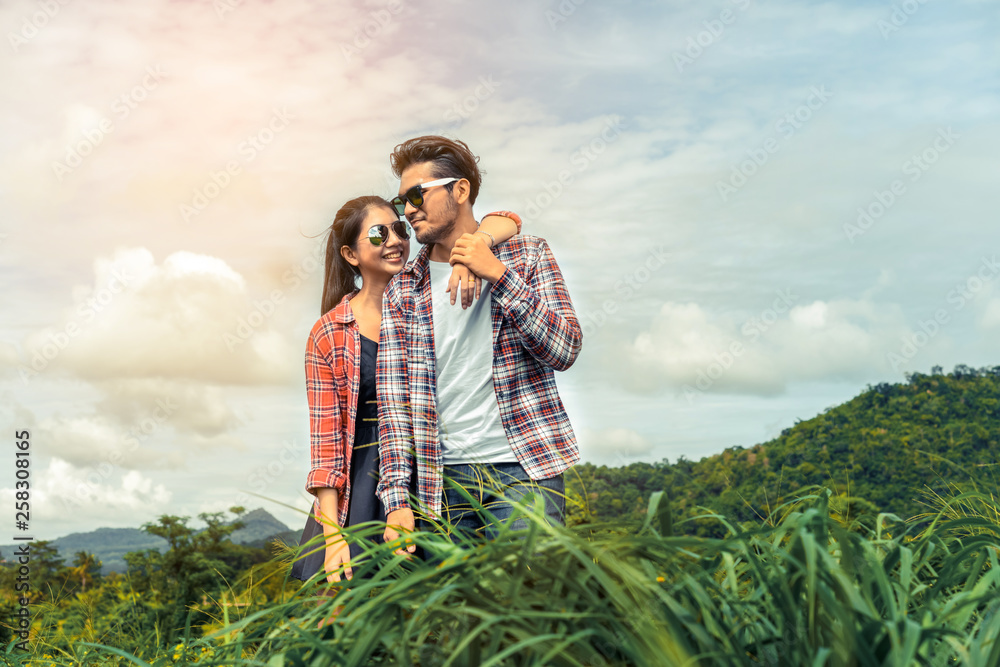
[12,486,1000,666]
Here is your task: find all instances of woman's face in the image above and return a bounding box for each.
[352,205,411,279]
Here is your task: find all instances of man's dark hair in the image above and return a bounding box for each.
[390,135,483,205]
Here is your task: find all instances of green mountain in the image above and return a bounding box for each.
[0,507,290,573]
[229,508,295,545]
[0,527,166,575]
[567,365,1000,534]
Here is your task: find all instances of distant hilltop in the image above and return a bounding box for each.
[0,507,293,574]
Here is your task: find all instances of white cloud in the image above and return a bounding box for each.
[624,296,919,395]
[18,247,297,385]
[25,375,250,470]
[580,427,653,464]
[0,341,18,370]
[94,378,242,437]
[36,415,128,468]
[0,458,171,534]
[980,299,1000,330]
[35,412,184,470]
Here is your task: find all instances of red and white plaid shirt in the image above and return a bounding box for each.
[376,234,583,518]
[304,292,363,528]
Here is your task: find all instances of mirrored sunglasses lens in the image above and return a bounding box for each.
[368,225,387,246]
[391,197,406,216]
[392,221,410,239]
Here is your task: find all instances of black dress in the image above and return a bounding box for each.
[291,334,387,581]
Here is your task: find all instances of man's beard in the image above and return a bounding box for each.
[413,196,459,245]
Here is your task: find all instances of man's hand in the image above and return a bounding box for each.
[384,507,417,555]
[446,262,482,309]
[450,233,506,285]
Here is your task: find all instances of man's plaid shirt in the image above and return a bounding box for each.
[375,235,583,517]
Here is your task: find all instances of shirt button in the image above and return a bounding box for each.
[497,390,504,399]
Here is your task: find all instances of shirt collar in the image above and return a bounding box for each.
[402,244,432,282]
[331,290,359,324]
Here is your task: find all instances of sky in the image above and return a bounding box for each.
[1,0,998,540]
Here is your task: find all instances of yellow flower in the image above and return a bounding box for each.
[656,576,665,583]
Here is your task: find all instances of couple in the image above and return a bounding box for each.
[292,135,582,584]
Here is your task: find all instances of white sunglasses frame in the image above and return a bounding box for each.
[391,177,459,215]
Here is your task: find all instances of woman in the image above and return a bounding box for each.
[291,195,521,583]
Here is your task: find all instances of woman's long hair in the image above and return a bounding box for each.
[319,196,393,315]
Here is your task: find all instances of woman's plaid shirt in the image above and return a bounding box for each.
[375,235,583,517]
[304,292,362,528]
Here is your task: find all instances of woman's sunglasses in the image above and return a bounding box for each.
[391,177,458,216]
[366,220,410,246]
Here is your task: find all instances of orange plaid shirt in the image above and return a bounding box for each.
[304,292,364,528]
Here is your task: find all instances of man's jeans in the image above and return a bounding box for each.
[436,461,565,541]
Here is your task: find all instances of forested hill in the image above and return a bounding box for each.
[568,365,1000,533]
[0,508,290,574]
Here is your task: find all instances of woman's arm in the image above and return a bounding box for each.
[315,487,352,582]
[477,211,521,243]
[447,211,523,308]
[304,328,348,494]
[304,324,352,581]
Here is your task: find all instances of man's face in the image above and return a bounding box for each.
[398,162,459,246]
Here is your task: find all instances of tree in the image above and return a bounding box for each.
[130,508,250,640]
[69,551,102,593]
[30,540,67,601]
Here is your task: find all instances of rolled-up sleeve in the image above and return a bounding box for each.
[304,329,348,494]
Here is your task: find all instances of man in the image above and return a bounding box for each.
[376,135,582,550]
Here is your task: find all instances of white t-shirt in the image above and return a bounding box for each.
[427,259,516,465]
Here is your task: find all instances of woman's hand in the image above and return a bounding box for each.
[450,233,505,286]
[384,507,417,556]
[323,534,353,583]
[446,261,482,309]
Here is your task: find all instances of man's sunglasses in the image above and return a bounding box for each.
[391,177,458,216]
[366,220,410,246]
